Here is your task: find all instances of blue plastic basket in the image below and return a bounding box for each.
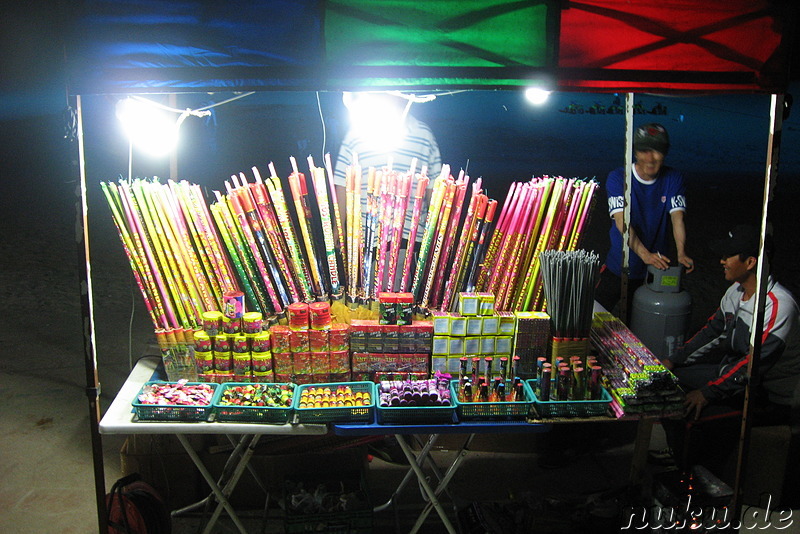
[450,380,534,420]
[293,382,375,424]
[212,382,295,424]
[132,381,217,422]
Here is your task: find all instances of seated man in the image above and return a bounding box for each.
[658,224,800,470]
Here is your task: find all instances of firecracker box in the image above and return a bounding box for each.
[477,292,495,315]
[450,315,467,337]
[270,325,292,353]
[273,353,293,374]
[382,324,399,353]
[311,352,330,374]
[330,350,349,374]
[351,352,370,372]
[398,325,416,351]
[396,292,414,325]
[480,336,496,355]
[252,371,274,383]
[431,357,446,373]
[309,330,329,353]
[329,323,349,352]
[250,352,272,373]
[432,336,449,355]
[448,336,465,356]
[464,337,481,355]
[482,316,500,336]
[312,373,330,384]
[378,292,398,325]
[293,352,312,374]
[457,292,480,316]
[330,372,351,382]
[497,311,516,335]
[432,311,452,335]
[290,330,310,353]
[466,316,483,336]
[496,336,513,356]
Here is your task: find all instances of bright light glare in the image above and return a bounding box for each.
[525,87,551,105]
[116,98,179,157]
[344,92,407,153]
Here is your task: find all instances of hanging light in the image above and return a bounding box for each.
[525,87,552,105]
[116,97,210,158]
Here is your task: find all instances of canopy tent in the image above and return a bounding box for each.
[64,1,795,532]
[67,0,793,95]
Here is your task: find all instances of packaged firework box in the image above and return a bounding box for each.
[351,372,371,382]
[251,331,271,352]
[222,315,241,335]
[198,372,216,383]
[351,352,370,372]
[232,334,249,353]
[328,323,349,352]
[293,374,313,385]
[396,292,414,325]
[194,331,213,352]
[234,374,252,383]
[290,330,310,353]
[330,372,351,383]
[233,353,252,375]
[274,373,293,383]
[251,352,273,373]
[431,311,452,335]
[293,351,312,374]
[270,325,292,353]
[252,371,275,383]
[309,329,329,353]
[214,351,232,372]
[195,350,214,374]
[272,353,293,374]
[330,350,349,374]
[348,319,370,352]
[382,324,399,353]
[311,352,330,374]
[312,373,331,384]
[378,292,397,325]
[215,372,234,384]
[214,334,231,353]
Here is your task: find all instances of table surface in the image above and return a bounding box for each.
[99,357,328,436]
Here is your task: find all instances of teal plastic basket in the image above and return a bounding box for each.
[212,382,295,424]
[132,381,217,422]
[376,379,456,424]
[450,380,534,420]
[293,382,375,424]
[526,379,612,418]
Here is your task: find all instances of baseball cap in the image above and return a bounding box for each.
[710,225,762,258]
[634,123,670,155]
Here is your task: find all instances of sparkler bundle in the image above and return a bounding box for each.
[475,177,598,312]
[101,160,598,342]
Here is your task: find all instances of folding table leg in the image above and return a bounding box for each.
[174,433,251,534]
[396,434,458,534]
[373,433,441,513]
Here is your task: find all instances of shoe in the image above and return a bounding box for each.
[647,448,676,466]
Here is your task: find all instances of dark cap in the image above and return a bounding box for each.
[711,225,761,259]
[634,123,670,156]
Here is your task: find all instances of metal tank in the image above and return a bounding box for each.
[630,265,692,360]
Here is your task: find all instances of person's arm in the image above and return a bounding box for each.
[611,211,671,270]
[670,210,694,272]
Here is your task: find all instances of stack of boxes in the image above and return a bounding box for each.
[350,292,433,381]
[431,292,515,375]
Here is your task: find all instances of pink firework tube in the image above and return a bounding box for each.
[386,172,411,292]
[420,181,457,308]
[525,178,567,310]
[227,191,283,314]
[345,165,356,297]
[101,182,162,328]
[476,182,518,291]
[399,175,428,293]
[441,193,480,311]
[557,181,582,251]
[488,183,530,295]
[324,153,347,284]
[311,164,341,294]
[486,182,527,292]
[495,185,536,309]
[456,193,488,296]
[374,170,397,294]
[430,181,468,308]
[117,182,176,328]
[509,181,551,310]
[247,173,302,302]
[191,183,238,295]
[266,163,314,302]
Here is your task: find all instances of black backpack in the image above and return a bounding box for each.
[106,473,171,534]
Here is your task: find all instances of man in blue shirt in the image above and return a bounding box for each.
[595,123,694,315]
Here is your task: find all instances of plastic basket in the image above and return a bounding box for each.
[293,382,375,424]
[132,381,217,422]
[283,473,373,533]
[450,380,534,420]
[375,379,456,424]
[212,382,295,424]
[526,379,612,418]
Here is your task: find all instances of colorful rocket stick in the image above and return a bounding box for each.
[399,175,429,293]
[386,172,413,292]
[411,166,449,301]
[421,180,457,308]
[309,157,341,295]
[465,198,498,293]
[430,177,469,308]
[324,152,347,286]
[441,192,481,311]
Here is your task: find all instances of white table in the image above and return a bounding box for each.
[99,356,327,534]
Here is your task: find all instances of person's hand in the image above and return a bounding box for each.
[683,390,708,420]
[678,253,695,273]
[661,358,674,371]
[643,251,671,270]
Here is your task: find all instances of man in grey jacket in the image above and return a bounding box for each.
[657,225,800,469]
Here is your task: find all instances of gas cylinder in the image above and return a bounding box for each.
[630,265,691,360]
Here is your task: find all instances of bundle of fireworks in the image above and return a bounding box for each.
[474,177,599,312]
[349,317,432,381]
[511,311,550,378]
[452,354,524,403]
[531,354,604,402]
[590,312,683,414]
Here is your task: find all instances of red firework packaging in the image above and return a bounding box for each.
[312,373,330,384]
[213,334,231,353]
[311,352,330,374]
[269,325,291,353]
[272,353,292,374]
[396,292,414,325]
[233,353,252,376]
[195,350,214,374]
[309,329,329,352]
[251,331,271,352]
[242,311,263,334]
[330,350,349,374]
[383,324,399,353]
[293,352,312,374]
[287,302,310,331]
[328,323,349,352]
[309,301,332,330]
[214,351,232,373]
[290,330,310,353]
[222,315,241,335]
[223,291,245,319]
[202,311,223,336]
[274,373,293,383]
[252,371,275,383]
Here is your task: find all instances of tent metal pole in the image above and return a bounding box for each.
[730,93,784,519]
[74,94,108,533]
[619,92,634,322]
